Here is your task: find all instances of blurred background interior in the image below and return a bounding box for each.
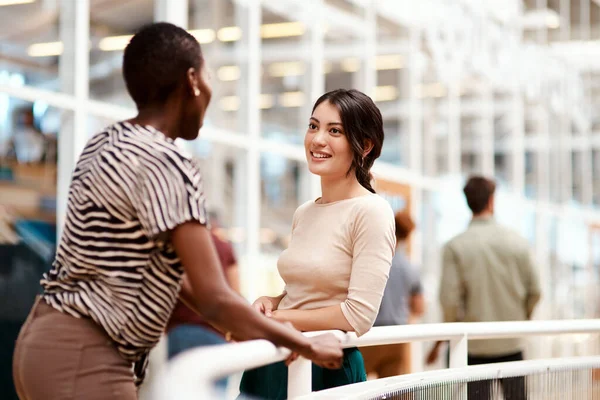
[0,0,599,398]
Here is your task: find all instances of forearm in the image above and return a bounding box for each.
[272,305,353,332]
[179,276,311,351]
[526,293,541,319]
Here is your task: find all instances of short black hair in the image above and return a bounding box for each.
[123,22,202,108]
[463,176,496,214]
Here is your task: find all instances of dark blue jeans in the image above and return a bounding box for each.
[167,324,228,389]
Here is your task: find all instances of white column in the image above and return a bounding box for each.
[154,0,188,27]
[480,86,494,177]
[447,82,461,176]
[406,26,424,374]
[579,0,592,205]
[56,0,89,239]
[243,1,262,301]
[307,0,324,200]
[559,0,572,204]
[511,20,525,196]
[360,2,377,98]
[536,0,550,203]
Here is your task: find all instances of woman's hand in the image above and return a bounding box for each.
[252,296,277,317]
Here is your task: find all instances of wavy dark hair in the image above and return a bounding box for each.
[311,89,384,193]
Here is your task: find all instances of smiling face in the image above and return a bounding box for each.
[304,100,354,180]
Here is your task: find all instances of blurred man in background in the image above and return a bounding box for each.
[436,176,541,399]
[360,210,425,378]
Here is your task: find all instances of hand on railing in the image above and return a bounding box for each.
[302,333,344,369]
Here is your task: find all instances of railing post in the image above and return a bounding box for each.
[449,334,468,368]
[288,357,312,398]
[449,334,468,400]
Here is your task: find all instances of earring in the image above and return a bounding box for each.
[194,88,201,96]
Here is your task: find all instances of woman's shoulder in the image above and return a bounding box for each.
[351,193,394,217]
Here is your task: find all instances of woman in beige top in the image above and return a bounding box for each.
[240,89,396,399]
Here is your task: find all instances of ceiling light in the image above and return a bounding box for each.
[418,82,446,98]
[220,96,240,111]
[341,58,360,73]
[189,29,216,44]
[546,14,560,29]
[261,22,305,39]
[279,91,305,107]
[218,26,242,42]
[376,54,404,70]
[0,0,35,5]
[268,61,305,77]
[260,94,275,109]
[27,41,63,57]
[375,86,398,102]
[217,65,241,81]
[98,35,132,51]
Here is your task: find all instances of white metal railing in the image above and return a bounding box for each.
[149,319,600,400]
[297,356,600,399]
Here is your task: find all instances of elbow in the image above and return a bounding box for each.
[340,301,376,337]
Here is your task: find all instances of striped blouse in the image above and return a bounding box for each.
[41,121,207,384]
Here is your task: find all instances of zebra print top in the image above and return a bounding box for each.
[41,121,207,384]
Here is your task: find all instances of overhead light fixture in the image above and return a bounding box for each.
[418,82,446,98]
[268,61,305,77]
[376,54,404,70]
[217,65,241,81]
[260,94,275,109]
[220,96,240,112]
[279,91,305,107]
[341,58,360,72]
[218,26,242,42]
[375,86,398,102]
[31,21,306,57]
[341,55,405,73]
[98,35,132,51]
[522,9,560,30]
[261,22,305,39]
[546,14,560,29]
[0,0,35,5]
[189,29,216,44]
[28,41,63,57]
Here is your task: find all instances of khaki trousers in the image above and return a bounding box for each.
[13,297,137,400]
[360,343,412,379]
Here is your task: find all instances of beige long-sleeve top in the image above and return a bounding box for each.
[277,194,396,336]
[439,217,541,356]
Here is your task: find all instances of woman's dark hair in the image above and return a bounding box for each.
[312,89,384,193]
[123,22,202,108]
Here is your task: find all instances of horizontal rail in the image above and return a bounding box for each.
[150,319,600,400]
[297,356,600,399]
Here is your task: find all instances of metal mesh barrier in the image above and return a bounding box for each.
[301,357,600,400]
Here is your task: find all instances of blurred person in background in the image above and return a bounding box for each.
[433,175,541,400]
[360,210,424,379]
[241,89,396,400]
[9,108,45,165]
[11,22,343,400]
[165,211,239,387]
